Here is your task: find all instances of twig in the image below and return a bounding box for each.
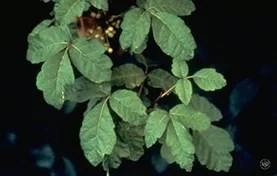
[154,84,176,104]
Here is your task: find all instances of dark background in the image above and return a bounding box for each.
[1,0,276,175]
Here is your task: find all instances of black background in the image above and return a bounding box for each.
[1,0,276,175]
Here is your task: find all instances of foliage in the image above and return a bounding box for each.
[27,0,234,174]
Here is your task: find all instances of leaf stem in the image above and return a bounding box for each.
[138,68,148,97]
[185,75,194,79]
[154,84,176,103]
[161,85,176,97]
[100,96,110,117]
[137,82,144,97]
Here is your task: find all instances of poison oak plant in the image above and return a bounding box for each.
[27,0,234,174]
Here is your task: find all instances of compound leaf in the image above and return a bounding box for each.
[69,38,112,83]
[170,104,210,132]
[151,12,196,60]
[36,52,75,109]
[147,69,178,90]
[120,8,151,53]
[112,64,146,89]
[80,100,116,166]
[109,90,147,125]
[145,109,169,148]
[54,0,86,25]
[65,76,111,103]
[145,0,195,16]
[89,0,108,11]
[190,94,222,122]
[166,120,195,171]
[193,125,235,172]
[193,68,226,91]
[27,26,70,63]
[175,79,192,105]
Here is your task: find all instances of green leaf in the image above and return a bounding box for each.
[135,54,148,68]
[65,22,81,40]
[144,109,169,148]
[54,0,86,25]
[65,76,111,103]
[109,90,147,125]
[84,97,101,116]
[69,38,112,83]
[151,12,196,60]
[111,64,146,89]
[117,122,145,161]
[136,0,146,8]
[27,26,70,63]
[135,54,159,68]
[190,94,222,122]
[193,68,226,91]
[89,0,108,11]
[36,52,75,109]
[119,8,151,53]
[103,122,144,167]
[171,59,189,78]
[27,19,53,43]
[80,100,116,166]
[193,125,235,172]
[41,0,51,3]
[102,139,130,170]
[175,79,192,105]
[58,24,76,40]
[145,0,195,16]
[133,37,148,54]
[113,140,131,158]
[166,120,195,171]
[141,88,151,107]
[147,69,178,90]
[170,104,210,132]
[160,143,174,164]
